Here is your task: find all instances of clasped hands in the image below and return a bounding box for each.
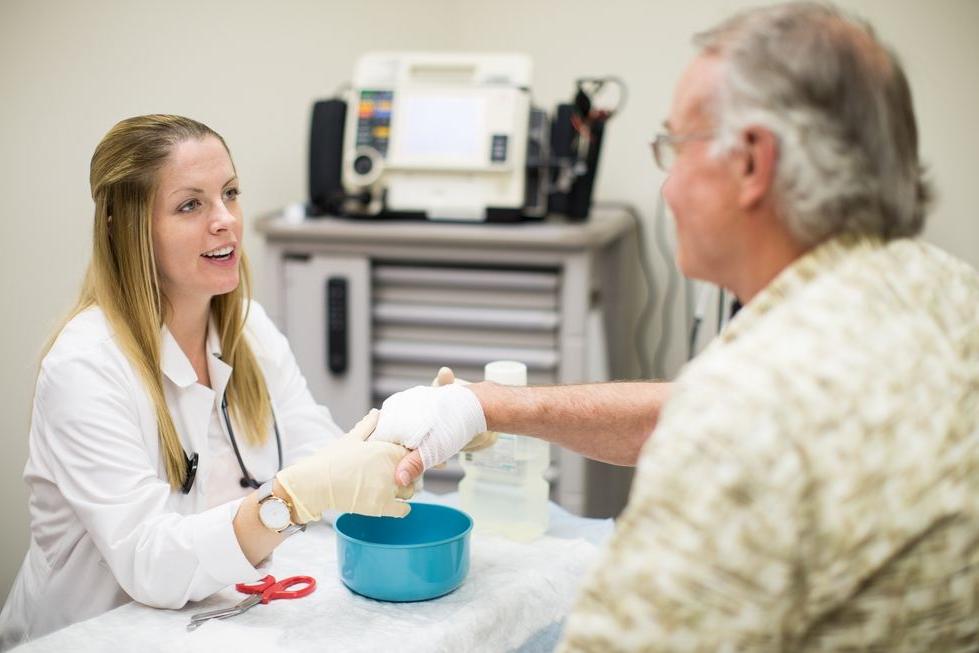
[275,367,491,522]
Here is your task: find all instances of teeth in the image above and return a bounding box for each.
[203,245,233,257]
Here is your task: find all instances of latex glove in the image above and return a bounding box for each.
[276,410,413,521]
[432,367,498,452]
[371,382,486,471]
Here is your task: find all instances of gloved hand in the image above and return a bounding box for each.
[431,367,498,453]
[276,410,413,521]
[371,375,487,471]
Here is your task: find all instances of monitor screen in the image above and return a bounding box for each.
[394,93,486,164]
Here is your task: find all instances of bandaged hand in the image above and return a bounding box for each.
[371,376,487,471]
[431,367,498,453]
[276,410,413,521]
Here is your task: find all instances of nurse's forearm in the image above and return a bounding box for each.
[467,381,671,466]
[232,481,291,566]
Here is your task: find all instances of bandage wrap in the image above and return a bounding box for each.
[372,384,487,469]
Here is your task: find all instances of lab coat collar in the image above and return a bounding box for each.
[160,317,232,393]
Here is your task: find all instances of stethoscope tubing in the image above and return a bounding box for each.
[221,391,283,489]
[181,390,282,494]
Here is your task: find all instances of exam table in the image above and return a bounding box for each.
[14,493,613,652]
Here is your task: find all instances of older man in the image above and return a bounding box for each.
[374,2,979,649]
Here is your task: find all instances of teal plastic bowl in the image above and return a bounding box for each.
[334,503,472,602]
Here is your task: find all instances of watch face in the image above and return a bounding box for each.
[259,498,291,531]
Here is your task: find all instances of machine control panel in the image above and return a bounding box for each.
[355,90,393,158]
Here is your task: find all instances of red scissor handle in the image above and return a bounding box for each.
[235,574,317,603]
[236,574,276,594]
[260,575,316,603]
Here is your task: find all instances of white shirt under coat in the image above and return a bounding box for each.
[0,301,342,648]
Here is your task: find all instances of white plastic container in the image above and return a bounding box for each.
[458,361,549,541]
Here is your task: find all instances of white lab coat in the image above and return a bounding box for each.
[0,301,342,648]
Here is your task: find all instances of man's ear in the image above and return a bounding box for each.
[736,126,777,210]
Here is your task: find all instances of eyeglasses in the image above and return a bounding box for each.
[650,131,714,172]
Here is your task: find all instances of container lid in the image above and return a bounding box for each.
[484,360,527,386]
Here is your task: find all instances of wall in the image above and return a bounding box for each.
[450,0,979,369]
[0,0,460,605]
[1,0,976,604]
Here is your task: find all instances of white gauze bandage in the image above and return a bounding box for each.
[372,384,487,470]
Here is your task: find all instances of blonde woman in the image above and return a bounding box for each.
[0,115,411,648]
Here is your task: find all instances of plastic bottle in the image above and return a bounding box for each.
[458,361,550,541]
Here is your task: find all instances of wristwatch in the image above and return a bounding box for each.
[256,481,306,536]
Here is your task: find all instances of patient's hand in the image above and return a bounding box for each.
[395,449,425,488]
[390,368,498,485]
[371,367,488,484]
[432,367,498,453]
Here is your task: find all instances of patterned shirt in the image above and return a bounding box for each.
[560,235,979,652]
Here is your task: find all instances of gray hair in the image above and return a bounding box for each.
[694,2,931,246]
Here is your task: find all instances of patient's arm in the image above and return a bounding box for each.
[392,380,671,486]
[470,381,669,466]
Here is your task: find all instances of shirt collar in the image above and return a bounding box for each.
[161,326,198,388]
[160,317,233,392]
[206,319,233,399]
[718,233,885,346]
[205,317,223,360]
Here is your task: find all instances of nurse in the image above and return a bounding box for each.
[0,115,411,648]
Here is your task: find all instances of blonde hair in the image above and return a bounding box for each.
[48,114,272,490]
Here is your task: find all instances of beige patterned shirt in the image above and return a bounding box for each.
[561,235,979,652]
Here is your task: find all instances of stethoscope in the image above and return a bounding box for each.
[181,391,283,494]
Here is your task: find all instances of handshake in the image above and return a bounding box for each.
[275,368,495,522]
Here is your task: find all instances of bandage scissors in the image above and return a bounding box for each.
[187,574,316,631]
